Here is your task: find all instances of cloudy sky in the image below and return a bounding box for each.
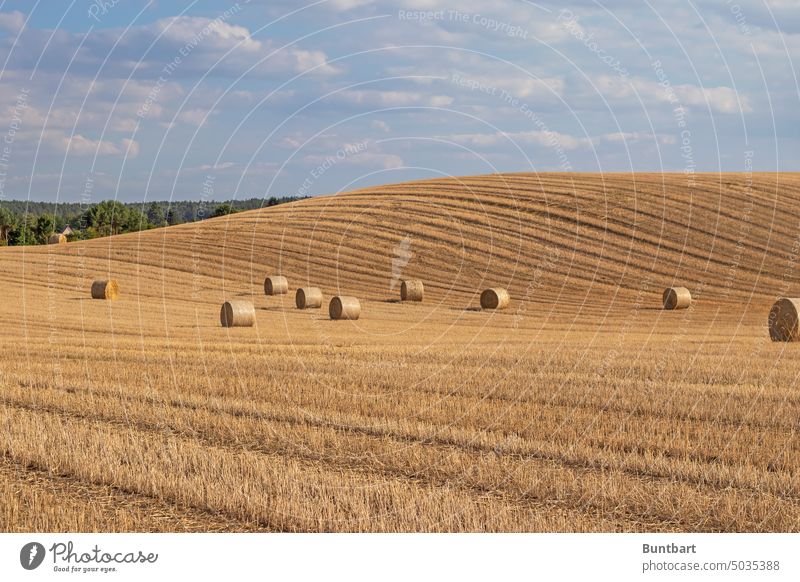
[0,0,796,202]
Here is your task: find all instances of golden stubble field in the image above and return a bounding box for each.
[1,172,799,532]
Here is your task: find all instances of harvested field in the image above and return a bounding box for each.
[1,172,800,532]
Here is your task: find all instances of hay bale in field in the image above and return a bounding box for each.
[768,297,800,341]
[48,234,67,245]
[329,296,361,320]
[296,287,323,309]
[264,275,288,296]
[220,300,256,327]
[480,288,509,310]
[400,279,424,302]
[662,286,691,310]
[91,280,119,300]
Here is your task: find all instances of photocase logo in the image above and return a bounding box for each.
[20,542,46,570]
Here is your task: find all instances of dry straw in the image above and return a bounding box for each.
[264,276,289,295]
[400,279,424,302]
[329,296,361,320]
[663,287,691,310]
[220,300,256,327]
[480,288,509,310]
[296,287,323,309]
[91,280,119,300]
[48,234,67,245]
[768,297,800,341]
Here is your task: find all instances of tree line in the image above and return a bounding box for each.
[0,197,300,246]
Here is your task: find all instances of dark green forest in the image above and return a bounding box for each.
[0,197,301,246]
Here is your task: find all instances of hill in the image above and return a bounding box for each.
[0,172,798,532]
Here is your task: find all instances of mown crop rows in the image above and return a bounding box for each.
[1,173,798,531]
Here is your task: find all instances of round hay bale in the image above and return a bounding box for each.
[264,275,288,296]
[329,296,361,320]
[768,297,800,341]
[400,279,424,302]
[296,287,323,309]
[48,234,67,245]
[480,288,509,310]
[220,300,256,328]
[663,287,691,310]
[91,280,119,300]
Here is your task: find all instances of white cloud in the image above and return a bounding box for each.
[304,150,404,169]
[328,0,376,9]
[449,72,565,99]
[336,90,454,107]
[64,134,139,157]
[595,75,752,114]
[0,10,25,34]
[347,151,404,168]
[601,131,676,146]
[121,138,140,157]
[141,16,339,76]
[442,129,675,150]
[444,130,593,150]
[0,14,339,78]
[155,16,261,52]
[176,108,215,126]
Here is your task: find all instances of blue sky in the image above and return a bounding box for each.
[0,0,796,202]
